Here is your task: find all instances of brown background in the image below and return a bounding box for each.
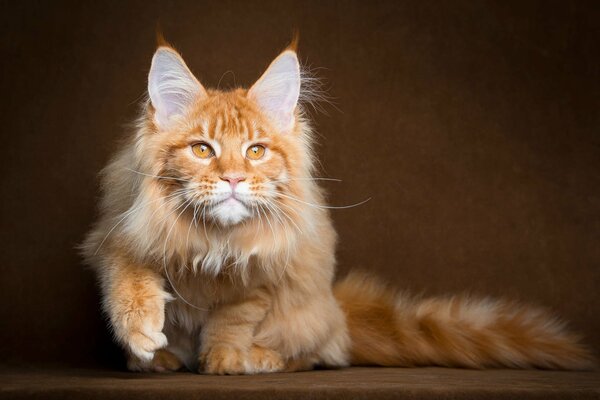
[0,0,598,368]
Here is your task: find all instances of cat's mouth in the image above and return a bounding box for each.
[224,196,243,206]
[213,193,247,207]
[209,195,252,225]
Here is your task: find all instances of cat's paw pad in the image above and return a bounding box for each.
[200,345,246,375]
[247,345,284,373]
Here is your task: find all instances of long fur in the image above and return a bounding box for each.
[82,43,595,374]
[335,272,594,370]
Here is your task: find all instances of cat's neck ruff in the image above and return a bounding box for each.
[121,182,304,280]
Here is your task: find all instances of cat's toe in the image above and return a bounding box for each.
[127,349,183,372]
[247,345,285,374]
[127,330,168,361]
[200,345,247,375]
[152,349,183,372]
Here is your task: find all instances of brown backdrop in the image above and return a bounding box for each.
[0,0,598,368]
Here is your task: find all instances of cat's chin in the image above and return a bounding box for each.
[209,198,251,226]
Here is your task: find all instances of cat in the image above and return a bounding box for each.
[82,38,594,374]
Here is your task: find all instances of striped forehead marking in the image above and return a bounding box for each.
[204,109,256,140]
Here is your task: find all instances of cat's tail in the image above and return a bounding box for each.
[333,271,595,370]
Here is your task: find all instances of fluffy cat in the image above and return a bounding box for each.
[82,39,594,374]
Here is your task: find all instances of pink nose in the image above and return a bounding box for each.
[220,175,246,190]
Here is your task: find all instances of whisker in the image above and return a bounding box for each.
[276,193,372,210]
[262,201,285,228]
[261,203,277,248]
[192,203,199,229]
[216,70,236,89]
[125,167,191,183]
[149,189,194,231]
[264,199,303,235]
[93,188,189,255]
[274,204,293,284]
[200,201,210,243]
[185,202,197,256]
[162,198,209,312]
[254,204,263,237]
[276,203,303,235]
[269,177,342,184]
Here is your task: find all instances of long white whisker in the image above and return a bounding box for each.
[263,201,285,228]
[275,204,293,285]
[201,201,210,242]
[252,203,262,235]
[125,167,191,183]
[277,193,371,210]
[185,203,198,259]
[268,199,303,235]
[263,204,278,248]
[260,203,277,250]
[269,177,342,184]
[162,198,208,311]
[263,200,296,236]
[151,189,194,231]
[93,188,188,255]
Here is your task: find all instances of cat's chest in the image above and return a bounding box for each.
[168,250,263,307]
[185,232,262,276]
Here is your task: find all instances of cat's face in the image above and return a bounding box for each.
[143,46,308,226]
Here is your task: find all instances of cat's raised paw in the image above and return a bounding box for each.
[111,290,169,361]
[127,329,168,361]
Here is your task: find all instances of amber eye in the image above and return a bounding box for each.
[246,145,266,160]
[191,142,214,159]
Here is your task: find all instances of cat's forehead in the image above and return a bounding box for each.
[190,89,268,140]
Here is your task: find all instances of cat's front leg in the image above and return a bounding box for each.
[199,287,284,374]
[100,257,173,363]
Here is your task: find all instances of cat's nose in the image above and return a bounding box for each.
[220,175,246,190]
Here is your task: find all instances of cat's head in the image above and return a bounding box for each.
[137,42,316,227]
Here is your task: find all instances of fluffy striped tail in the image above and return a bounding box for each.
[334,272,595,370]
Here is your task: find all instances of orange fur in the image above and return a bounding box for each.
[82,40,594,375]
[335,272,595,370]
[286,30,300,52]
[155,26,170,48]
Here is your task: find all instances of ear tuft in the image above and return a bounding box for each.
[287,30,300,52]
[155,25,170,48]
[248,50,301,133]
[148,47,205,129]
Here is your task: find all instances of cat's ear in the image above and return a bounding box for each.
[248,50,301,133]
[148,47,206,129]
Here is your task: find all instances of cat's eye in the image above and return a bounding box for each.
[191,142,214,159]
[246,145,266,160]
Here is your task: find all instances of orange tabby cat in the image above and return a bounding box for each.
[82,39,594,374]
